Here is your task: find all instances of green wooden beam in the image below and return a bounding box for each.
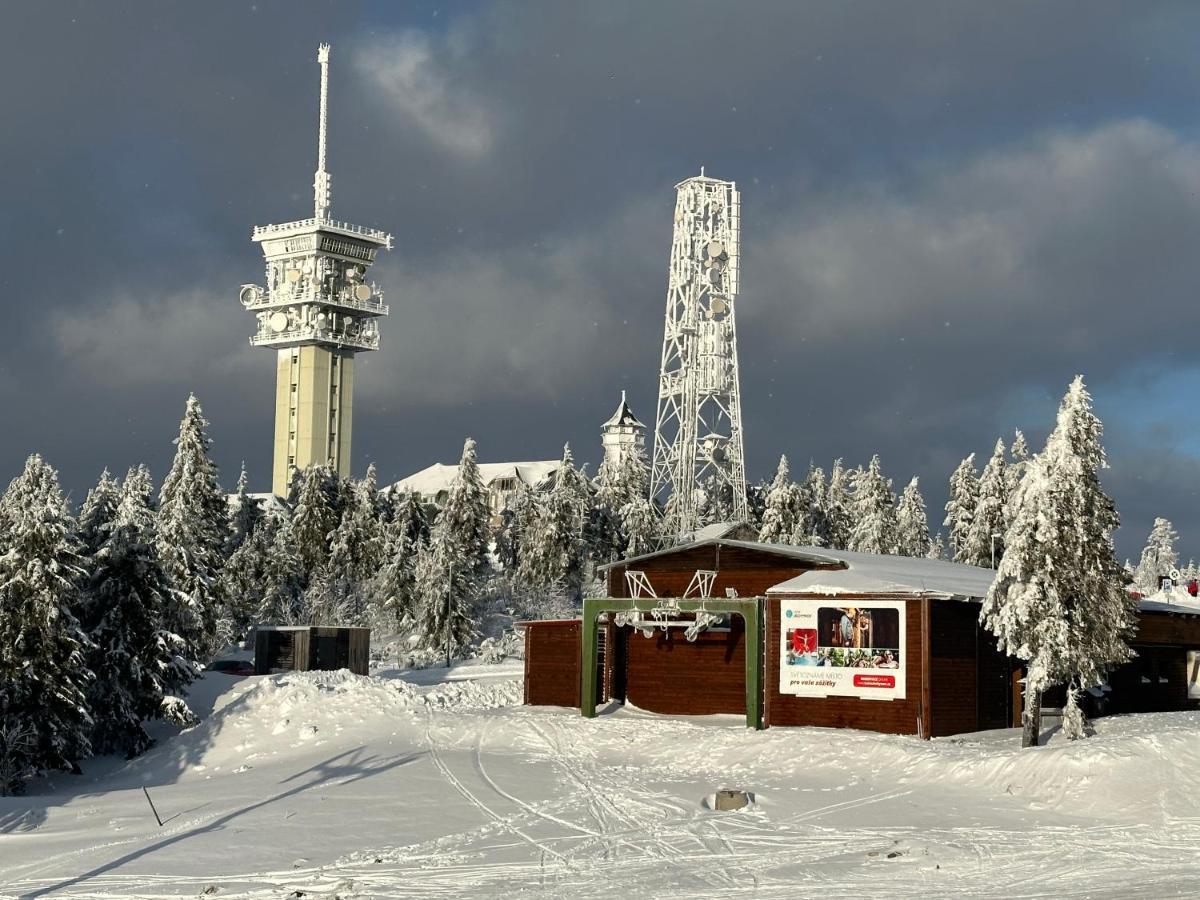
[578,596,764,729]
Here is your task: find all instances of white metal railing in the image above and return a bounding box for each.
[249,326,380,352]
[241,289,389,317]
[252,216,392,247]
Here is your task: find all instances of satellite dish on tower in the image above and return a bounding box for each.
[269,312,289,332]
[706,240,725,259]
[239,285,263,307]
[353,283,372,302]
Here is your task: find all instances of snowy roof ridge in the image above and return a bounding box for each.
[767,547,996,600]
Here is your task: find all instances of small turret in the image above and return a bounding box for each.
[601,391,645,470]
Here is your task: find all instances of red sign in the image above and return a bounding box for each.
[853,674,896,689]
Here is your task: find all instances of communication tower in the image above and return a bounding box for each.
[240,44,392,497]
[649,172,748,532]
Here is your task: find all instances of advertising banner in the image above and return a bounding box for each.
[779,599,906,700]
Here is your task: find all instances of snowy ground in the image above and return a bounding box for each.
[5,665,1200,899]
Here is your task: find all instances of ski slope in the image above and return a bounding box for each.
[3,664,1200,898]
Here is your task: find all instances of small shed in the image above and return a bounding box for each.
[254,625,371,676]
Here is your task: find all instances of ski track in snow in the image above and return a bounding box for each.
[7,669,1200,898]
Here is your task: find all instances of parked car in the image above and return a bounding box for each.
[207,658,256,676]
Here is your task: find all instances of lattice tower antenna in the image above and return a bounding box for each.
[314,42,332,220]
[648,172,748,534]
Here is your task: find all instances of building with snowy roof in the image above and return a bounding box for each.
[520,537,1200,737]
[387,460,561,519]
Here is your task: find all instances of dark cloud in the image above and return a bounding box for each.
[3,1,1200,557]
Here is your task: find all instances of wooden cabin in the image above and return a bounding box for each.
[254,625,371,676]
[520,537,1200,737]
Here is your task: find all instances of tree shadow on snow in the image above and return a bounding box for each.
[19,745,425,899]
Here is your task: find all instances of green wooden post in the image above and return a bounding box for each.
[580,597,601,718]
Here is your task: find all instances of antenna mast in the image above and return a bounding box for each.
[314,43,332,220]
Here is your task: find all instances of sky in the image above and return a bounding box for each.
[3,1,1200,559]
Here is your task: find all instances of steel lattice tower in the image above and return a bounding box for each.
[240,44,392,497]
[649,172,748,533]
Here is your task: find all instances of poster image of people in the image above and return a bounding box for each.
[779,599,907,700]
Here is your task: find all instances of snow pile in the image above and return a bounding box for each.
[421,678,523,710]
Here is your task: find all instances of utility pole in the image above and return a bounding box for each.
[445,563,454,669]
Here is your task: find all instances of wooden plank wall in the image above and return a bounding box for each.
[606,545,834,599]
[523,621,582,708]
[764,596,925,735]
[622,617,747,716]
[929,600,979,737]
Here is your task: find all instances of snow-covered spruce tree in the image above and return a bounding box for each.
[963,439,1008,568]
[77,469,121,558]
[369,523,418,632]
[157,394,229,662]
[496,482,535,572]
[1134,517,1179,594]
[980,376,1136,744]
[319,464,387,625]
[791,463,830,547]
[289,464,340,578]
[258,521,306,624]
[0,455,92,790]
[895,477,931,558]
[758,455,799,544]
[620,495,659,559]
[824,459,854,550]
[518,445,592,607]
[390,491,431,548]
[849,456,897,555]
[226,463,264,554]
[594,450,647,563]
[944,453,979,562]
[221,515,279,639]
[414,438,491,652]
[86,465,197,758]
[926,531,947,560]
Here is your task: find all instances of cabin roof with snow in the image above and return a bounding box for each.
[601,391,644,429]
[765,549,996,600]
[387,460,560,497]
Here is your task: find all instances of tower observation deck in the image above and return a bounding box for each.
[241,44,392,497]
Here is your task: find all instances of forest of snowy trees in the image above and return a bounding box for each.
[3,377,1195,788]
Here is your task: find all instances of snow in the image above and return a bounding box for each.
[768,547,997,599]
[9,663,1200,896]
[386,460,560,497]
[1138,585,1200,615]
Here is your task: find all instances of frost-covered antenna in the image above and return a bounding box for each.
[314,42,332,220]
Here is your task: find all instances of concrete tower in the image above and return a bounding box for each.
[601,391,645,470]
[649,172,748,533]
[240,44,392,497]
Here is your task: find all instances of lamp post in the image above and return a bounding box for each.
[445,563,454,670]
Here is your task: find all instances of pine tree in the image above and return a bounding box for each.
[927,531,947,560]
[86,466,197,757]
[824,459,854,550]
[980,376,1136,744]
[0,455,93,790]
[620,496,659,558]
[414,439,491,653]
[259,521,306,624]
[963,439,1008,568]
[848,456,897,554]
[519,445,591,604]
[370,525,418,632]
[944,453,979,562]
[390,491,431,548]
[496,482,536,571]
[77,469,121,558]
[320,464,387,625]
[895,477,931,558]
[227,463,264,554]
[221,516,279,639]
[1134,517,1180,593]
[289,464,340,578]
[791,464,830,547]
[758,455,799,544]
[595,450,647,563]
[158,394,229,662]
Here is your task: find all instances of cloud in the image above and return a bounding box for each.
[353,30,495,159]
[52,289,258,391]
